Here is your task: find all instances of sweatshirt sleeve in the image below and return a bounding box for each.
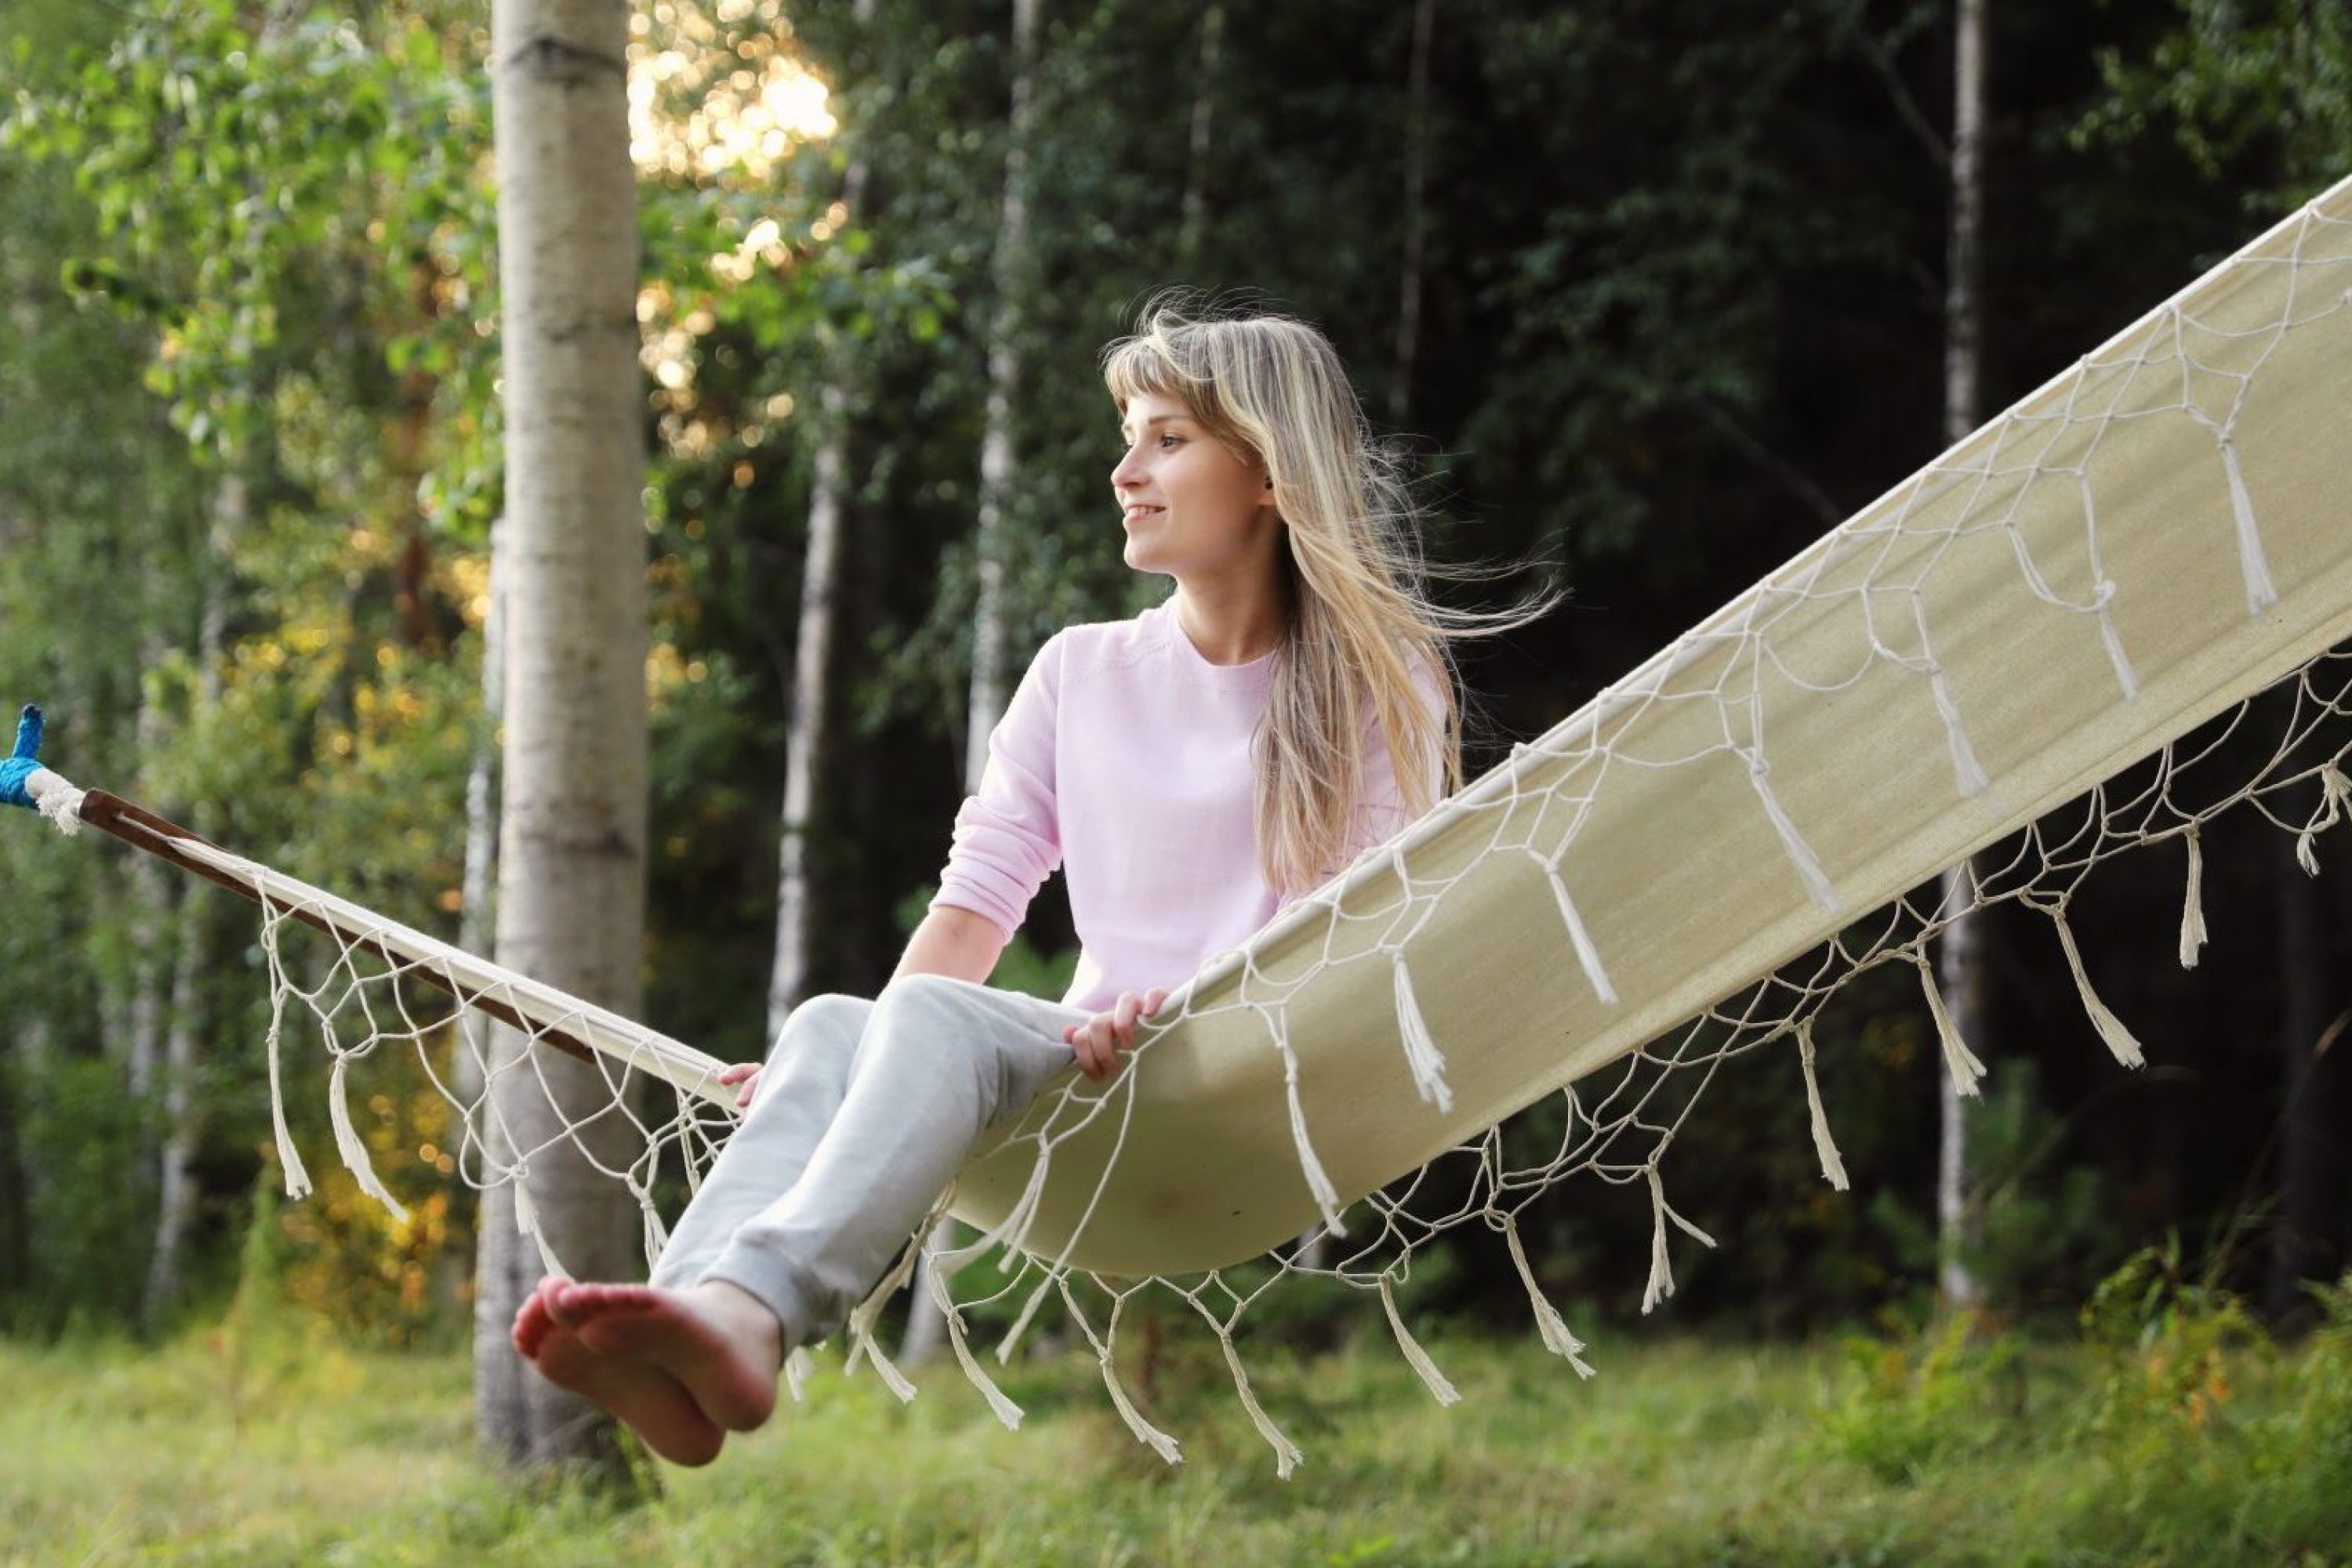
[928,630,1066,941]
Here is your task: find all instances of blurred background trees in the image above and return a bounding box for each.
[0,0,2345,1353]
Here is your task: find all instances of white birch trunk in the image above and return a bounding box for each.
[141,467,242,1327]
[1936,0,1988,1316]
[477,0,649,1477]
[906,0,1040,1369]
[768,0,878,1039]
[456,518,508,1108]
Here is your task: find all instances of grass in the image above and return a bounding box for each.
[2,1307,2347,1568]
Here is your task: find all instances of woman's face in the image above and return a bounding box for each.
[1111,391,1280,585]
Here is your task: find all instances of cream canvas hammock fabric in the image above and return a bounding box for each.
[12,172,2350,1472]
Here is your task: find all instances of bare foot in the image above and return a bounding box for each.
[512,1277,726,1466]
[550,1279,782,1433]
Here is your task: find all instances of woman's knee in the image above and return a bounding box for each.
[766,993,869,1076]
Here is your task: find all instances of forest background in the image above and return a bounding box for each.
[0,0,2347,1443]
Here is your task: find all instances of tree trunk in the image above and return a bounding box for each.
[477,0,649,1481]
[2267,820,2350,1320]
[906,0,1040,1370]
[1936,0,1989,1317]
[1390,0,1434,430]
[141,467,243,1328]
[1178,5,1224,272]
[457,518,509,1106]
[768,0,878,1039]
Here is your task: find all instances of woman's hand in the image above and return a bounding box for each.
[717,1061,763,1109]
[1063,988,1170,1080]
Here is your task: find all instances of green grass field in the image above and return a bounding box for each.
[4,1298,2347,1568]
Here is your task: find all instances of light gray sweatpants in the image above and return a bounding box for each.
[648,973,1095,1351]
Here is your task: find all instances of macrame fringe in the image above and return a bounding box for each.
[2054,914,2146,1069]
[1544,863,1620,1005]
[1392,955,1454,1114]
[1749,757,1841,912]
[1220,1331,1303,1479]
[1640,1166,1716,1316]
[996,1274,1057,1366]
[638,1195,668,1271]
[325,1054,408,1221]
[1098,1348,1183,1464]
[2180,826,2209,969]
[929,1264,1024,1432]
[1926,664,1991,797]
[1502,1216,1595,1377]
[263,986,313,1200]
[782,1345,813,1403]
[1275,1027,1346,1236]
[509,1175,567,1279]
[2299,764,2350,875]
[1918,959,1986,1097]
[1378,1276,1461,1405]
[1796,1020,1850,1192]
[2219,434,2281,615]
[848,1240,927,1403]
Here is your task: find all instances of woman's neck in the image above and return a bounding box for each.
[1171,579,1291,666]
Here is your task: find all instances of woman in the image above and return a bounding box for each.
[511,298,1552,1465]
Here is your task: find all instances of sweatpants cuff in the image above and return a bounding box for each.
[699,1242,818,1350]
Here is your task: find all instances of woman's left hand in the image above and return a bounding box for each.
[1063,988,1170,1080]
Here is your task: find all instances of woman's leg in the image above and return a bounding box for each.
[697,972,1088,1352]
[648,993,874,1291]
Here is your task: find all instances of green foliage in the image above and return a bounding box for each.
[2076,1235,2266,1459]
[1813,1311,2023,1483]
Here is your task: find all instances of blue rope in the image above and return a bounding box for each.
[2,705,47,810]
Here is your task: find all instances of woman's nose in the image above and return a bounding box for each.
[1111,445,1146,490]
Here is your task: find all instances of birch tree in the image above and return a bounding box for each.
[906,0,1040,1369]
[1936,0,1990,1316]
[476,0,649,1476]
[768,0,879,1036]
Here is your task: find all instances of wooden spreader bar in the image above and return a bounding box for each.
[77,789,600,1070]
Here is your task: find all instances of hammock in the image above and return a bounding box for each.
[6,172,2350,1474]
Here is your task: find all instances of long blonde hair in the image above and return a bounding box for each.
[1102,294,1561,899]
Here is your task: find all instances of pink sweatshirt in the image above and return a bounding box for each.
[930,598,1446,1014]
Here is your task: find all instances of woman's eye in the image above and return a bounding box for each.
[1159,434,1181,449]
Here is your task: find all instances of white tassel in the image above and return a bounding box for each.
[1378,1276,1461,1405]
[1640,1166,1716,1316]
[996,1275,1058,1366]
[930,1265,1024,1432]
[2219,434,2280,615]
[510,1176,567,1279]
[1544,863,1619,1005]
[639,1196,668,1271]
[1796,1020,1850,1192]
[2301,764,2350,875]
[326,1054,408,1221]
[1919,959,1985,1097]
[782,1345,813,1403]
[1276,1033,1345,1236]
[1749,757,1841,913]
[862,1338,919,1404]
[1219,1333,1304,1479]
[1926,663,1991,798]
[1503,1217,1595,1377]
[2055,916,2146,1069]
[1099,1352,1183,1465]
[1392,955,1454,1114]
[2180,826,2209,970]
[263,990,312,1200]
